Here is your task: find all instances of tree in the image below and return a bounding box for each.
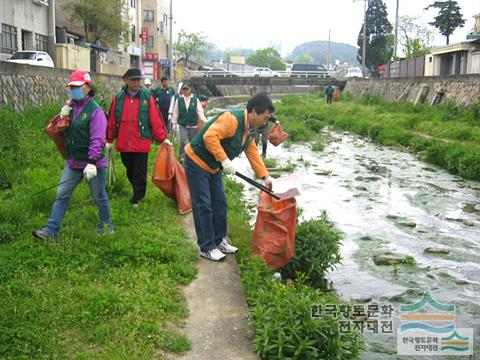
[357,0,393,68]
[398,15,434,59]
[63,0,129,47]
[246,48,286,70]
[175,30,210,67]
[294,54,314,64]
[425,1,465,45]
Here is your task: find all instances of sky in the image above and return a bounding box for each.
[174,0,479,57]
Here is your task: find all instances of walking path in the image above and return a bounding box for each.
[175,213,259,360]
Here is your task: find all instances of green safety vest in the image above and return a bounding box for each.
[189,109,254,169]
[177,96,198,126]
[64,99,105,162]
[114,87,152,139]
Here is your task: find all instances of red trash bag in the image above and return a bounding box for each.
[45,115,66,158]
[268,122,289,146]
[152,143,192,214]
[252,191,297,269]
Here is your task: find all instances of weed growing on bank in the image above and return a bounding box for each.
[225,179,363,359]
[275,93,480,181]
[0,104,197,358]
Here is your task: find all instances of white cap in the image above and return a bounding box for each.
[144,78,152,85]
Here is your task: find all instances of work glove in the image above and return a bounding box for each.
[105,142,114,151]
[162,139,172,146]
[263,175,273,188]
[221,158,236,175]
[83,164,97,181]
[60,105,72,117]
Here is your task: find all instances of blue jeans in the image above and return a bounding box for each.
[184,155,227,252]
[43,165,112,237]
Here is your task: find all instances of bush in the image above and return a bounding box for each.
[311,141,325,152]
[282,212,342,290]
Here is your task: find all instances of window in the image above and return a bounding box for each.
[35,33,48,51]
[158,21,165,37]
[131,25,136,42]
[130,0,136,8]
[0,23,18,54]
[147,35,154,48]
[143,10,154,22]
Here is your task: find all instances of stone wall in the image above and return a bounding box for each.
[344,75,480,106]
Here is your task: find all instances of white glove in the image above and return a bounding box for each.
[162,139,172,146]
[221,158,236,175]
[60,105,72,117]
[263,175,273,187]
[83,164,97,181]
[105,142,114,151]
[275,121,280,124]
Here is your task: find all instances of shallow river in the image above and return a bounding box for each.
[232,128,480,359]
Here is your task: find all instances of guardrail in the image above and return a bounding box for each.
[188,70,338,78]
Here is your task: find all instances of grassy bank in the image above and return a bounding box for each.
[0,105,197,358]
[225,179,363,359]
[275,93,480,181]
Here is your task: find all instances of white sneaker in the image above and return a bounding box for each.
[200,248,226,261]
[218,238,239,254]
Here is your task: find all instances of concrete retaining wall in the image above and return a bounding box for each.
[344,75,480,106]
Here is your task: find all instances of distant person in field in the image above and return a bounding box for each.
[33,70,113,240]
[325,83,334,104]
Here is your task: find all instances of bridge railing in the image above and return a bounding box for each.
[187,69,338,78]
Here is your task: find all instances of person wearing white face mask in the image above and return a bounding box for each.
[33,70,113,240]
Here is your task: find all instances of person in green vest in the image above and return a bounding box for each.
[171,83,207,162]
[33,70,113,240]
[183,93,274,261]
[325,83,335,104]
[151,76,175,131]
[106,68,170,207]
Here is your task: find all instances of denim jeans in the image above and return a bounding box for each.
[43,165,112,237]
[179,125,198,160]
[184,155,227,252]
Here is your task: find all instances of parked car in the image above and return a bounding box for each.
[290,63,328,78]
[204,68,237,77]
[6,51,54,68]
[344,67,363,78]
[253,67,280,77]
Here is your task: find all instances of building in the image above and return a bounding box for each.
[141,0,171,79]
[0,0,55,61]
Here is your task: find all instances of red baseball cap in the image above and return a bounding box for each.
[68,70,92,86]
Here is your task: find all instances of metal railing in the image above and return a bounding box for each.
[188,69,337,78]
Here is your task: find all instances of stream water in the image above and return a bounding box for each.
[207,101,479,359]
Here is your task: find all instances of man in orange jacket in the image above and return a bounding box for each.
[106,68,170,207]
[184,93,274,261]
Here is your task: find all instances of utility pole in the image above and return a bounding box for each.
[168,0,173,80]
[362,0,368,75]
[393,0,399,58]
[326,29,331,72]
[47,0,56,61]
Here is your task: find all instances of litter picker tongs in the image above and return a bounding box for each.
[235,171,280,200]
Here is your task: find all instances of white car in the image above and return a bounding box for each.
[344,67,363,78]
[6,51,54,68]
[253,67,280,77]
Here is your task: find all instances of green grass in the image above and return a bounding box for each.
[0,105,197,358]
[225,179,363,359]
[274,93,480,181]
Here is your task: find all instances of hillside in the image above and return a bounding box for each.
[289,40,359,65]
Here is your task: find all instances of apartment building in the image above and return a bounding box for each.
[0,0,55,61]
[141,0,171,79]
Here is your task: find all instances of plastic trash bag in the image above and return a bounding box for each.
[268,122,289,146]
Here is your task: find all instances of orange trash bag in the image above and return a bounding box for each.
[45,115,66,158]
[252,191,297,269]
[268,122,289,146]
[151,143,192,214]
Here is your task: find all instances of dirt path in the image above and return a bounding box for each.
[174,213,259,360]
